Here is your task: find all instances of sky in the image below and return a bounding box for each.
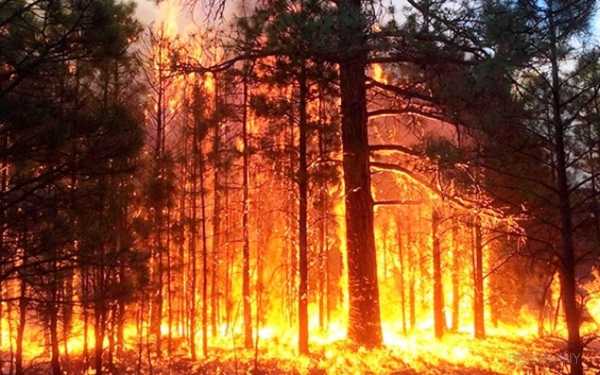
[132,0,600,47]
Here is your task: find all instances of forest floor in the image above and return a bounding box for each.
[4,334,600,374]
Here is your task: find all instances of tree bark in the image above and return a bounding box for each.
[451,223,460,332]
[211,75,221,338]
[15,276,26,375]
[473,216,485,339]
[432,208,444,338]
[396,217,407,335]
[338,0,382,347]
[200,150,209,356]
[50,290,61,375]
[548,5,582,371]
[189,97,199,360]
[298,65,309,354]
[242,66,253,349]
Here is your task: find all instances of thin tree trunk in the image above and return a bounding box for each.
[242,66,253,349]
[62,267,73,364]
[83,267,89,365]
[432,208,444,338]
[473,216,485,338]
[200,150,209,356]
[407,222,416,331]
[317,90,328,329]
[451,223,460,332]
[15,276,26,375]
[167,205,173,356]
[50,287,61,375]
[189,100,199,360]
[396,218,407,335]
[211,76,221,338]
[298,65,309,354]
[95,306,106,375]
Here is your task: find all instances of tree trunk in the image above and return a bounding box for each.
[408,223,416,331]
[166,205,173,356]
[396,217,407,335]
[432,208,444,338]
[95,307,106,375]
[338,0,382,347]
[548,5,582,373]
[50,297,61,375]
[298,65,309,354]
[62,267,73,363]
[451,223,460,332]
[242,66,253,349]
[200,151,209,356]
[211,77,221,338]
[473,216,485,338]
[189,100,199,360]
[82,267,89,365]
[15,277,26,375]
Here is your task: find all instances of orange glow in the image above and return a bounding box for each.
[2,6,595,375]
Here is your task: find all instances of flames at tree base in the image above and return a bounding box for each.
[3,332,600,374]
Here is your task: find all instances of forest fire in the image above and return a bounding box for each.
[2,0,600,374]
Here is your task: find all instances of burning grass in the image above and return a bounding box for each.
[4,332,600,374]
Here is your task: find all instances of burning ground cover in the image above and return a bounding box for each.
[3,334,600,374]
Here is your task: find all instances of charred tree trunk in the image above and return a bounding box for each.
[50,286,61,375]
[548,6,582,374]
[94,303,106,375]
[432,208,444,339]
[82,266,89,365]
[338,0,382,347]
[396,218,407,335]
[224,171,233,333]
[15,276,26,375]
[166,205,173,356]
[189,103,199,360]
[200,150,209,356]
[451,223,460,332]
[407,222,416,331]
[62,267,74,362]
[298,65,309,354]
[317,90,330,329]
[473,216,485,339]
[211,76,221,338]
[242,65,253,349]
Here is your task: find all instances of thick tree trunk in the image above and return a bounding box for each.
[298,65,309,354]
[338,0,382,347]
[548,6,582,373]
[557,169,582,375]
[50,300,61,375]
[432,208,444,338]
